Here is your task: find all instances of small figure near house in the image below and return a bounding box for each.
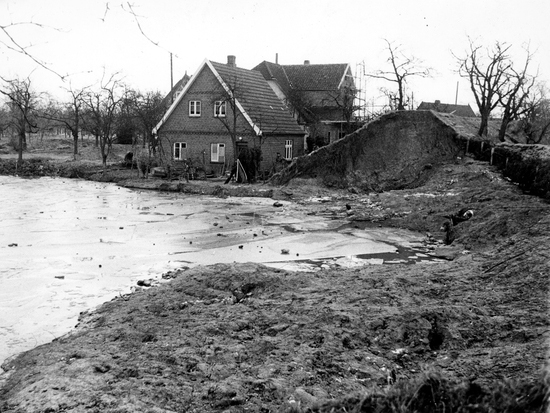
[123,152,133,167]
[273,152,286,174]
[224,161,238,184]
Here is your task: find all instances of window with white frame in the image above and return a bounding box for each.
[284,140,293,160]
[214,101,226,117]
[189,100,201,117]
[173,142,187,160]
[211,143,226,163]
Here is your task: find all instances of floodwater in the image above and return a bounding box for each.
[0,176,427,365]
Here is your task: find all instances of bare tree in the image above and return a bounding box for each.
[368,39,431,111]
[455,39,513,137]
[520,84,550,144]
[82,74,125,166]
[40,85,88,158]
[0,104,10,140]
[0,76,41,163]
[496,46,537,142]
[211,73,249,162]
[327,84,364,137]
[129,89,165,151]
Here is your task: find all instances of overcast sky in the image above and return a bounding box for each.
[2,0,550,112]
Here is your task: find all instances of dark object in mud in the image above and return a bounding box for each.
[441,221,455,245]
[445,208,474,226]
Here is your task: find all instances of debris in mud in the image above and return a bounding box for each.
[445,208,474,226]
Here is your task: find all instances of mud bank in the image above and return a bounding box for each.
[1,159,548,412]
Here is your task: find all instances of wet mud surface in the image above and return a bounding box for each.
[0,158,549,412]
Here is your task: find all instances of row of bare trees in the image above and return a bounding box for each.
[369,38,550,144]
[455,39,549,142]
[0,74,165,165]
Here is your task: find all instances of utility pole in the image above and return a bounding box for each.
[170,52,174,103]
[455,81,459,105]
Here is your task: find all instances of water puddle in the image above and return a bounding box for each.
[0,176,436,364]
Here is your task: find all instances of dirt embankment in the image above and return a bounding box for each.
[272,111,465,191]
[271,110,550,199]
[0,158,549,412]
[0,121,549,412]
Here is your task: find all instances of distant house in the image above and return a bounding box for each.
[253,60,358,146]
[161,72,191,110]
[417,100,476,117]
[153,56,306,175]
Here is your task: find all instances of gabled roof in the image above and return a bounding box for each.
[154,59,304,136]
[160,73,191,108]
[253,61,351,91]
[417,101,476,118]
[253,61,293,95]
[283,63,351,91]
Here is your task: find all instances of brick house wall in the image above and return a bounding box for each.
[157,63,304,175]
[158,66,256,174]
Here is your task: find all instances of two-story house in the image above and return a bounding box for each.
[153,56,306,176]
[253,60,358,147]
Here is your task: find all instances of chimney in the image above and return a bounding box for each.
[304,60,310,65]
[227,55,236,68]
[275,53,278,64]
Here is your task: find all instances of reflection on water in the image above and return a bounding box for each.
[0,176,428,364]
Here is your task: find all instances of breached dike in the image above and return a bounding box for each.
[271,110,550,199]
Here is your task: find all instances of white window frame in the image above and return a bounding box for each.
[214,101,226,117]
[211,143,226,163]
[284,140,293,160]
[173,142,187,160]
[189,100,201,117]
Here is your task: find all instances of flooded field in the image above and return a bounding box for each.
[0,176,428,364]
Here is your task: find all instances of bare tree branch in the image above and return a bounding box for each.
[0,21,67,80]
[368,39,431,111]
[123,2,159,47]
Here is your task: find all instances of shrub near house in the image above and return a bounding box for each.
[153,56,305,178]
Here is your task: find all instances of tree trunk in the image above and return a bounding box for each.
[478,111,489,137]
[498,119,509,142]
[18,129,24,164]
[72,130,79,157]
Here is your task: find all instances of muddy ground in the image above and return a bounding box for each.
[0,139,548,412]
